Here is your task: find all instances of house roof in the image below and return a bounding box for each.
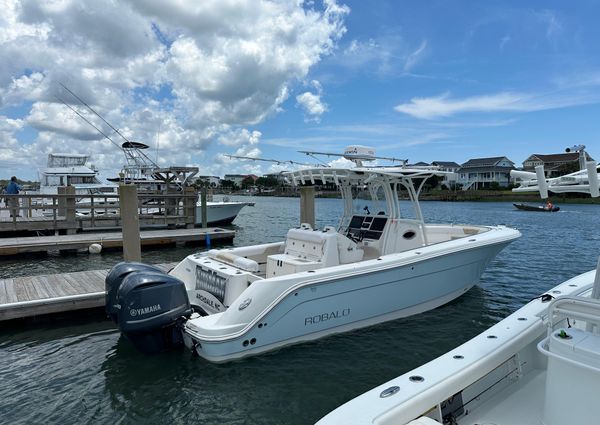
[457,166,515,173]
[431,161,461,168]
[524,152,594,163]
[410,161,430,167]
[461,156,512,168]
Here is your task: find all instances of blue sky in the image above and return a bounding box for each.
[1,0,599,180]
[257,0,600,167]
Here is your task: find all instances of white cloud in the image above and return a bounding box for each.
[394,90,600,120]
[404,40,427,72]
[0,0,349,178]
[296,80,327,122]
[335,33,429,77]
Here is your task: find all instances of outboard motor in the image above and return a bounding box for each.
[115,271,192,353]
[105,262,165,323]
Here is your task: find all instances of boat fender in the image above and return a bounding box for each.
[88,243,102,254]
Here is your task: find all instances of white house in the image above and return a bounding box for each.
[522,152,594,177]
[431,161,461,188]
[457,156,515,190]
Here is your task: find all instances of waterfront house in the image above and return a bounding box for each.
[431,161,461,189]
[457,156,515,190]
[522,152,594,177]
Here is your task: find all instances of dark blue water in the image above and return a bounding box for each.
[1,198,599,425]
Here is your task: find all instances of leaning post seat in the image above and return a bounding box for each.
[283,224,339,266]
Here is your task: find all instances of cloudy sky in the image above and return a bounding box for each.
[1,0,600,180]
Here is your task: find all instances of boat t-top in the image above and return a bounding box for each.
[318,158,600,425]
[105,146,520,362]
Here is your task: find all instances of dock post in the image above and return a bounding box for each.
[201,187,208,228]
[57,187,66,217]
[119,184,141,262]
[300,185,316,228]
[58,186,77,234]
[184,186,196,229]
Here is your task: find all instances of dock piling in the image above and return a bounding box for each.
[300,186,315,228]
[119,184,141,262]
[201,187,208,228]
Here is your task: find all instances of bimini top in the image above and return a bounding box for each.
[286,166,452,222]
[286,166,451,187]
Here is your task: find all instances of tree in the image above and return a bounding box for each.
[241,176,255,189]
[220,179,237,190]
[255,176,279,188]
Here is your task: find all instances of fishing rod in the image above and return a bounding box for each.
[54,95,122,150]
[59,83,137,147]
[57,83,159,170]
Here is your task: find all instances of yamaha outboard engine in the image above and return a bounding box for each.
[105,263,192,353]
[105,262,165,323]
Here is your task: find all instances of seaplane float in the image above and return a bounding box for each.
[105,146,520,363]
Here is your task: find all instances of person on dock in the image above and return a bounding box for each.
[5,176,22,217]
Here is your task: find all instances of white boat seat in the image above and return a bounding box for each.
[207,249,260,273]
[284,226,339,266]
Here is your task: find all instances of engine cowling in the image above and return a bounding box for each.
[105,262,165,323]
[105,263,192,353]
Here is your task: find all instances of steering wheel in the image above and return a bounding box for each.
[347,230,364,243]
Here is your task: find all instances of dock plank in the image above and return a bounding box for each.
[12,279,31,302]
[4,279,18,304]
[0,262,178,321]
[0,228,234,257]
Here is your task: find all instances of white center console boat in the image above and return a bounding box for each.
[105,147,520,362]
[318,160,600,425]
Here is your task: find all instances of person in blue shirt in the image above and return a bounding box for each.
[5,176,22,217]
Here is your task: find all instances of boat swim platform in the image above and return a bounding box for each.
[0,263,177,322]
[0,227,234,257]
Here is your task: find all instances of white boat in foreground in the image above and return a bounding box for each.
[105,147,520,363]
[318,160,600,425]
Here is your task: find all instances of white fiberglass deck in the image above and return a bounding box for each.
[458,368,546,425]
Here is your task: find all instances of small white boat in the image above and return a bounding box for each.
[318,160,600,425]
[199,199,253,226]
[105,147,520,363]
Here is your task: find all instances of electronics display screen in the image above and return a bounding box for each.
[347,215,387,240]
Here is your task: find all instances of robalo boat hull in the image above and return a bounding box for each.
[183,239,512,363]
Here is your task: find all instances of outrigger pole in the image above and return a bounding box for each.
[224,154,320,167]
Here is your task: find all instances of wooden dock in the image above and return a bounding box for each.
[0,227,234,256]
[0,263,177,321]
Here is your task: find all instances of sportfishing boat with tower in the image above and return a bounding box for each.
[56,85,251,225]
[318,159,600,425]
[105,146,520,362]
